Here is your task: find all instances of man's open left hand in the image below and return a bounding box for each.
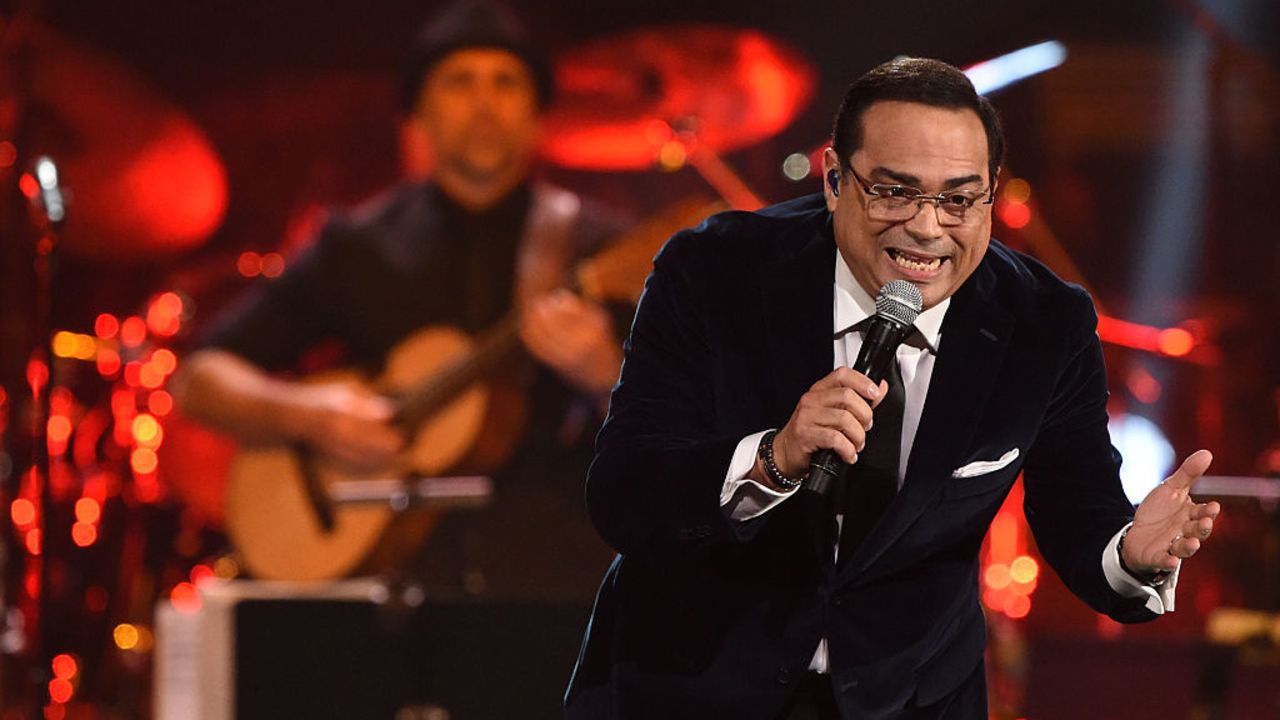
[1122,449,1221,575]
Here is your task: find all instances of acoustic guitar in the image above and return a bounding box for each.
[223,197,724,582]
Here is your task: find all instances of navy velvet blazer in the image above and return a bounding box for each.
[565,194,1155,719]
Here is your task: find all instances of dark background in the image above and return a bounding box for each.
[1,0,1278,717]
[12,0,1275,473]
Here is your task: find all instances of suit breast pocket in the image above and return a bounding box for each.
[943,448,1021,500]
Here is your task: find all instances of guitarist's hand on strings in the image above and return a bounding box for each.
[521,289,623,397]
[296,383,405,472]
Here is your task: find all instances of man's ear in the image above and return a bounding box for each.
[821,147,842,211]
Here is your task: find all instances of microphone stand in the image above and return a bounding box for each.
[28,157,63,720]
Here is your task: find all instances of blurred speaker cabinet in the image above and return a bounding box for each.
[154,578,592,720]
[154,579,408,720]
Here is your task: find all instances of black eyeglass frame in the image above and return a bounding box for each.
[845,166,996,223]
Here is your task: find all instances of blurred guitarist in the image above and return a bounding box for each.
[173,0,625,600]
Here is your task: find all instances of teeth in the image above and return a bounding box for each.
[889,249,942,272]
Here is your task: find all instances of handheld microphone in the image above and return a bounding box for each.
[805,279,923,497]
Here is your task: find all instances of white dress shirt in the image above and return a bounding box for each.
[719,253,1177,672]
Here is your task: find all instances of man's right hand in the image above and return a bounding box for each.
[771,367,885,479]
[292,383,404,472]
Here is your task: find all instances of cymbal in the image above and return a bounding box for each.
[540,25,816,171]
[17,24,227,259]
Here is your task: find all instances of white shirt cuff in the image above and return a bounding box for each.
[720,430,799,521]
[1102,522,1179,614]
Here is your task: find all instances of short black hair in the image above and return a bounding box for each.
[831,57,1004,185]
[398,0,554,114]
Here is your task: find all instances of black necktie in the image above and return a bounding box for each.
[835,348,905,566]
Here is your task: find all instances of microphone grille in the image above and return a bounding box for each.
[875,280,923,327]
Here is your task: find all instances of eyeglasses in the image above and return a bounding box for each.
[846,167,995,226]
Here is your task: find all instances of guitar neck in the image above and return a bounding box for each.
[392,313,523,432]
[389,196,725,434]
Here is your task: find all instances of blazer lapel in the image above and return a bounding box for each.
[758,220,837,423]
[842,259,1014,579]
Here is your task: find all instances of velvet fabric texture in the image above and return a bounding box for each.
[566,194,1154,719]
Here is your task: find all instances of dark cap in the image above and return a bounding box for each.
[398,0,554,113]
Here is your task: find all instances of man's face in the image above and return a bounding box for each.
[824,101,993,310]
[412,47,541,182]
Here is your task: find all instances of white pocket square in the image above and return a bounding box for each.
[951,448,1020,479]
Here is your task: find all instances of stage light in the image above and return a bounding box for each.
[113,624,140,651]
[71,522,97,547]
[1002,178,1031,204]
[657,141,687,171]
[47,416,71,445]
[1010,575,1037,595]
[138,364,165,390]
[170,582,202,614]
[120,317,147,348]
[1108,412,1174,504]
[213,556,241,578]
[150,349,177,376]
[97,349,121,378]
[94,313,120,339]
[11,499,36,528]
[1005,594,1031,620]
[1010,555,1039,584]
[47,679,73,705]
[1156,327,1194,357]
[154,292,183,317]
[132,414,160,446]
[237,252,262,278]
[18,173,38,200]
[123,362,143,388]
[74,498,101,524]
[261,253,286,278]
[27,358,49,395]
[51,655,76,681]
[781,152,810,182]
[148,390,174,416]
[997,201,1031,229]
[50,388,73,413]
[131,448,158,475]
[51,332,77,358]
[147,292,184,337]
[964,41,1067,95]
[25,529,41,556]
[190,564,215,584]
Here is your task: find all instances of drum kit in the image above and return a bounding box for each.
[2,13,1277,717]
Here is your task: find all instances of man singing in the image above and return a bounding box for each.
[566,57,1219,719]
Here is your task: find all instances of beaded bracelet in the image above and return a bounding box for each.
[758,430,805,491]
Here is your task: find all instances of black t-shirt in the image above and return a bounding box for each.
[202,181,626,600]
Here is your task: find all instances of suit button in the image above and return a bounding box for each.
[776,668,792,685]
